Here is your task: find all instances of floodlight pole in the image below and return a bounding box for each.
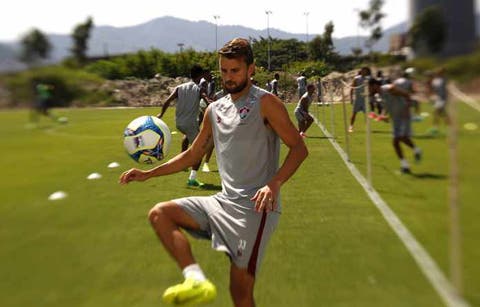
[213,15,220,51]
[304,12,310,56]
[177,43,184,53]
[265,10,272,71]
[303,12,310,44]
[354,8,361,50]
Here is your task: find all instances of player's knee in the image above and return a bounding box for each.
[148,202,169,224]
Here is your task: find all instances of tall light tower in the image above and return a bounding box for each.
[303,12,310,43]
[213,15,220,51]
[353,8,361,50]
[265,10,272,71]
[303,11,309,56]
[177,43,184,53]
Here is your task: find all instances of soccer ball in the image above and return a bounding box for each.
[123,116,171,164]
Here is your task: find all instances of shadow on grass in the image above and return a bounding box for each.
[187,183,222,191]
[414,133,445,139]
[409,172,447,180]
[371,130,391,134]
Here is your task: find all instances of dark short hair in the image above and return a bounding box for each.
[218,38,254,65]
[190,65,204,79]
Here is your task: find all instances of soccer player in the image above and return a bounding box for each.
[157,65,212,187]
[30,81,59,124]
[120,37,308,307]
[295,83,315,138]
[296,72,307,98]
[369,78,422,174]
[428,67,450,134]
[198,70,216,173]
[270,73,280,96]
[349,67,371,132]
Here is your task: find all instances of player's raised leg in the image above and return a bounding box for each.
[148,201,216,305]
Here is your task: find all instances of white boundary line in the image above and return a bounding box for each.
[311,115,470,307]
[448,83,480,113]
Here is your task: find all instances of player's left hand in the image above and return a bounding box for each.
[251,183,280,213]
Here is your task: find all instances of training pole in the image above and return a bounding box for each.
[447,98,463,295]
[322,83,327,126]
[329,81,336,140]
[363,79,372,189]
[341,83,351,161]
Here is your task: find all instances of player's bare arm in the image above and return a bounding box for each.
[157,88,178,118]
[120,107,213,185]
[251,93,308,212]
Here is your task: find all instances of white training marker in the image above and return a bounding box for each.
[464,122,478,130]
[421,112,430,117]
[48,191,68,201]
[108,162,120,168]
[87,172,102,180]
[171,131,178,135]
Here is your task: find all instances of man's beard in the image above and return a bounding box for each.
[223,77,248,94]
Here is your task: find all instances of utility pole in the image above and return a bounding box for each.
[213,15,220,51]
[265,10,272,71]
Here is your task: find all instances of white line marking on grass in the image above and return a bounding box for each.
[448,83,480,113]
[45,129,119,140]
[312,115,470,307]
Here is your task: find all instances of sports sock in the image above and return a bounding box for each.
[189,170,197,181]
[400,159,409,168]
[182,263,206,281]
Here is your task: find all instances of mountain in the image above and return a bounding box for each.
[0,15,452,72]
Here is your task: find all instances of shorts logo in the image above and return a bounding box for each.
[237,239,247,257]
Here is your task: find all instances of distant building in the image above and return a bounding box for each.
[389,33,407,55]
[409,0,476,57]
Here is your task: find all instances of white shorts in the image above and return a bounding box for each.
[173,195,279,275]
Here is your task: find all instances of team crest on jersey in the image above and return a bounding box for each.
[239,106,250,119]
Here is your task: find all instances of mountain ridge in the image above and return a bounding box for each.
[2,14,476,72]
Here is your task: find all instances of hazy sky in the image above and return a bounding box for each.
[0,0,478,42]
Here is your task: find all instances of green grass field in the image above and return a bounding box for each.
[0,101,478,306]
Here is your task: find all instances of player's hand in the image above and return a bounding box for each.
[119,168,149,184]
[251,183,280,213]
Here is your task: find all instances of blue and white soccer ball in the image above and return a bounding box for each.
[123,116,171,164]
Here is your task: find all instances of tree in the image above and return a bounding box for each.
[71,17,94,64]
[308,21,337,62]
[19,28,52,66]
[359,0,386,53]
[409,5,447,55]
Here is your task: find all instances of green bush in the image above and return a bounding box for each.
[444,51,480,82]
[86,49,219,80]
[3,66,105,107]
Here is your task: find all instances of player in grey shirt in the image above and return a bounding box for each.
[370,78,422,173]
[349,67,371,132]
[158,65,211,187]
[120,38,308,307]
[296,72,307,98]
[428,67,450,134]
